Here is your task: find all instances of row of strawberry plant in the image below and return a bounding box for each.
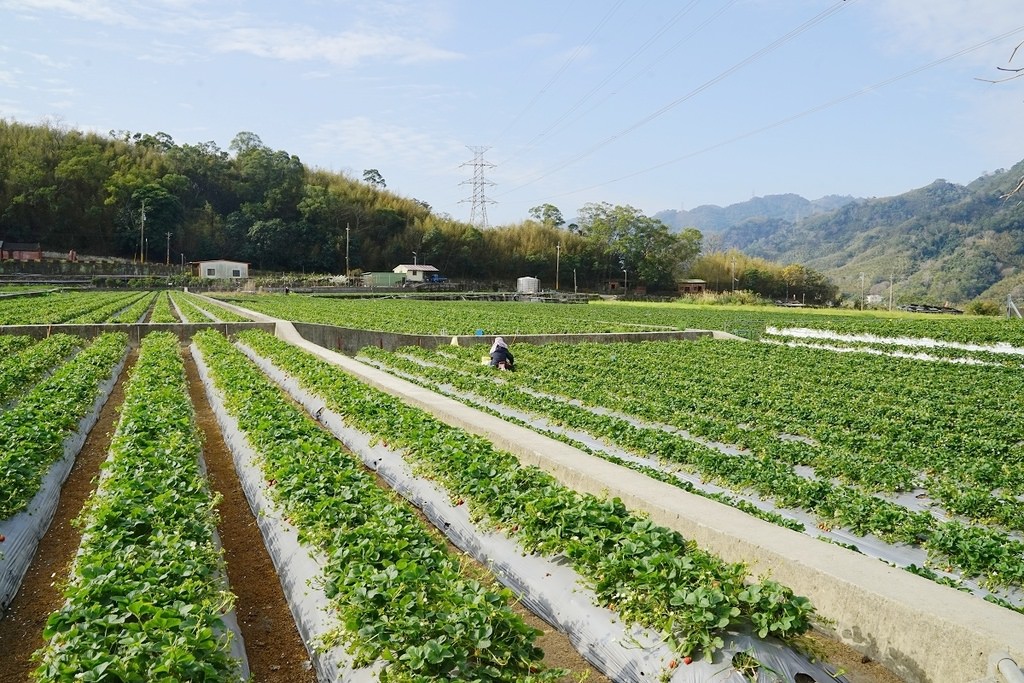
[0,334,33,356]
[360,345,1024,597]
[430,340,1024,531]
[34,331,244,682]
[67,291,151,324]
[237,330,817,660]
[183,294,250,322]
[0,332,128,520]
[193,330,563,682]
[0,291,142,325]
[107,291,158,323]
[364,345,934,542]
[0,334,81,406]
[359,347,806,534]
[148,291,178,323]
[168,292,214,322]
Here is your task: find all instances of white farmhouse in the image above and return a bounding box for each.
[191,259,249,279]
[393,264,439,283]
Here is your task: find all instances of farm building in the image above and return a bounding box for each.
[393,264,440,283]
[191,259,249,279]
[0,240,43,261]
[677,279,706,294]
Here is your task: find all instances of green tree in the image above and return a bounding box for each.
[362,168,386,188]
[576,202,701,291]
[528,203,565,227]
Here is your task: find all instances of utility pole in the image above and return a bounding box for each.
[165,232,171,266]
[1008,295,1021,319]
[459,146,496,228]
[555,243,561,291]
[731,256,736,292]
[889,269,895,311]
[346,223,351,280]
[139,199,146,264]
[860,272,866,310]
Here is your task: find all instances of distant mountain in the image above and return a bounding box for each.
[656,194,860,233]
[657,164,1024,304]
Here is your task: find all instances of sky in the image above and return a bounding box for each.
[1,0,1023,227]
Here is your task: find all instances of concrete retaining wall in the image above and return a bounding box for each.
[291,321,711,355]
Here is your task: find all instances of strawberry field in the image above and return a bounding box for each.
[360,336,1024,610]
[2,290,1023,682]
[214,293,1024,346]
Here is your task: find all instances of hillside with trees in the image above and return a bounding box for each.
[0,121,708,292]
[662,163,1024,305]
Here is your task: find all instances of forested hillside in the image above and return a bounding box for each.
[0,121,699,290]
[662,164,1024,304]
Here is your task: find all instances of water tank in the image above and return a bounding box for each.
[517,276,540,294]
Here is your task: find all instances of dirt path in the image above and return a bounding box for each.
[183,353,317,683]
[0,350,136,683]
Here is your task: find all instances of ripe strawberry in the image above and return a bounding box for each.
[683,656,693,665]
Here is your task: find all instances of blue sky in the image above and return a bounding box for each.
[2,0,1023,227]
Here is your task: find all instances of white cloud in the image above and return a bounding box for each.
[957,86,1024,161]
[0,0,141,27]
[216,25,461,67]
[305,116,465,177]
[24,51,70,69]
[520,33,561,49]
[0,99,30,117]
[136,40,204,65]
[867,1,1024,66]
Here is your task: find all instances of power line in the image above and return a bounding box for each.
[497,0,732,168]
[528,23,1024,204]
[489,0,628,149]
[498,0,856,197]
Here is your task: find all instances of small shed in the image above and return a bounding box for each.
[517,276,540,294]
[393,264,439,283]
[677,279,707,295]
[0,241,43,261]
[191,259,249,279]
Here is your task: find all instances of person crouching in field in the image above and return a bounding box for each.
[489,336,514,371]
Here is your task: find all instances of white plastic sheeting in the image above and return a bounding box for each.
[191,344,382,683]
[238,342,847,683]
[0,351,126,614]
[764,326,1024,356]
